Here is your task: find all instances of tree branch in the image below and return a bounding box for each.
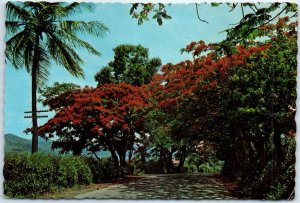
[195,3,209,24]
[254,5,288,30]
[241,4,245,18]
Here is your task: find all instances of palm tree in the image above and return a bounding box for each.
[5,2,108,153]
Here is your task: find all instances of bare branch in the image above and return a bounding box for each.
[195,3,209,24]
[241,4,245,18]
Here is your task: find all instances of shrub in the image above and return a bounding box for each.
[55,156,78,187]
[4,153,93,198]
[55,156,92,187]
[75,157,93,185]
[4,153,54,198]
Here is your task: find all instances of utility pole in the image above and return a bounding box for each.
[24,109,49,153]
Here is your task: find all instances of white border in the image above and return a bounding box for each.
[0,1,298,203]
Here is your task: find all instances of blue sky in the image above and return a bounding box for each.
[4,3,244,138]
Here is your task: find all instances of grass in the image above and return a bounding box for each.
[41,183,114,199]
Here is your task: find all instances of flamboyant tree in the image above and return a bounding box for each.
[216,17,297,199]
[144,16,296,199]
[38,83,149,168]
[140,38,271,174]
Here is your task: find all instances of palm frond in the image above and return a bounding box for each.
[35,45,51,87]
[62,2,94,16]
[5,29,34,70]
[5,21,24,35]
[23,41,34,73]
[36,2,64,21]
[46,32,84,78]
[55,29,101,56]
[23,2,47,10]
[59,21,109,37]
[6,2,31,21]
[6,2,107,83]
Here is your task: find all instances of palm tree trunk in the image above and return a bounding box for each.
[31,33,40,153]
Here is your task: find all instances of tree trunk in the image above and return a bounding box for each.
[166,151,174,173]
[128,148,133,166]
[108,144,119,167]
[117,149,126,168]
[72,145,83,156]
[159,148,165,173]
[177,156,186,173]
[31,32,40,153]
[106,137,119,167]
[176,146,187,173]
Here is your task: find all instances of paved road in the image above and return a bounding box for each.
[75,173,243,200]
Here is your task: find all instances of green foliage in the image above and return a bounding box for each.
[4,153,54,198]
[130,3,172,26]
[55,156,92,187]
[211,3,221,7]
[198,161,224,173]
[240,138,295,199]
[184,153,224,173]
[216,19,297,199]
[4,153,93,198]
[38,82,80,107]
[84,157,119,183]
[95,44,161,87]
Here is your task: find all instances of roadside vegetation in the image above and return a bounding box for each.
[4,153,119,198]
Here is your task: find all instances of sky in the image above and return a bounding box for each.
[1,2,280,139]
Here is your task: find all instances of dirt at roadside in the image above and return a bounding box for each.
[41,176,145,199]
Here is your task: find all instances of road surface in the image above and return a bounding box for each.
[75,173,243,199]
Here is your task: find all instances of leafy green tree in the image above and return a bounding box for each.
[6,2,108,153]
[144,110,177,173]
[219,18,296,198]
[142,12,296,198]
[95,44,161,87]
[38,82,80,109]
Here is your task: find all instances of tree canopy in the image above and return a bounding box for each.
[38,83,150,167]
[95,44,161,87]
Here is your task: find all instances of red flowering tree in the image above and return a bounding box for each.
[143,39,272,173]
[144,17,296,198]
[38,83,149,168]
[148,42,271,138]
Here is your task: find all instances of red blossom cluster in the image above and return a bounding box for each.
[260,17,298,38]
[181,40,219,58]
[149,44,271,111]
[38,83,150,139]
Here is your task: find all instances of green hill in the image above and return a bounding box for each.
[4,133,111,157]
[4,133,54,153]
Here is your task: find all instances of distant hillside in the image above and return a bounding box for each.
[4,133,54,153]
[4,133,111,157]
